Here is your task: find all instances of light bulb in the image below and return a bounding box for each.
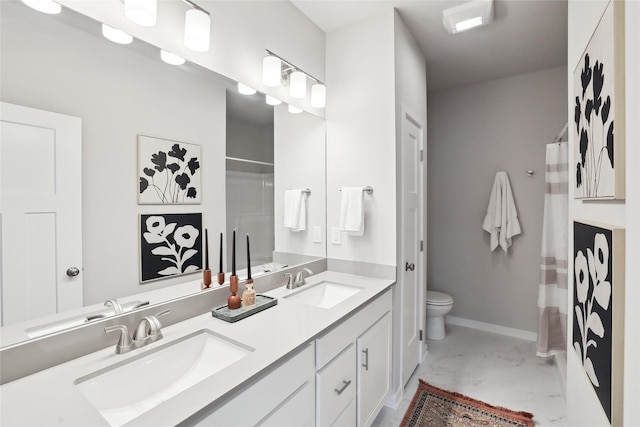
[311,83,326,108]
[124,0,157,27]
[161,49,185,65]
[263,56,281,87]
[289,71,306,99]
[102,24,133,45]
[184,8,210,52]
[21,0,61,14]
[265,95,282,106]
[238,83,256,95]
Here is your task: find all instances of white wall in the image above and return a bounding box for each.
[57,0,326,117]
[427,66,567,333]
[274,106,326,258]
[326,10,397,266]
[0,3,226,304]
[566,0,639,425]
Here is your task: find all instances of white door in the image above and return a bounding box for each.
[0,102,82,326]
[400,110,424,386]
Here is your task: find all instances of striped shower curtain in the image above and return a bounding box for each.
[536,142,568,357]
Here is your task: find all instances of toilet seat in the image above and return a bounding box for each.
[426,290,453,306]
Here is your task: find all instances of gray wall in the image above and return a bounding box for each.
[427,66,567,333]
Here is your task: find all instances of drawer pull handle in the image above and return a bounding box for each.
[362,348,369,370]
[334,380,352,395]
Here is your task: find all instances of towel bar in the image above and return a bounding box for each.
[340,186,373,195]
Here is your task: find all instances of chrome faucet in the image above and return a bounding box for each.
[285,268,313,290]
[132,309,170,346]
[104,299,123,315]
[104,309,170,354]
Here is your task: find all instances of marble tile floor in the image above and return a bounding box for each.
[372,324,566,426]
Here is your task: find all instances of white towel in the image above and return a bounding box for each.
[339,187,365,236]
[482,172,521,253]
[283,189,307,232]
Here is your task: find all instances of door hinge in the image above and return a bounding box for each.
[420,330,423,341]
[420,240,424,252]
[420,150,424,162]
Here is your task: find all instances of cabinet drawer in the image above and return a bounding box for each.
[316,344,356,427]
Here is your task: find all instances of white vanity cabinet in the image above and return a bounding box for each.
[190,343,315,427]
[315,289,392,427]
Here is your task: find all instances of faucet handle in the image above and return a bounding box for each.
[105,325,133,354]
[284,273,294,289]
[104,299,123,314]
[147,309,171,342]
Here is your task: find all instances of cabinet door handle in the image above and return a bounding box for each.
[334,379,352,395]
[405,262,415,271]
[362,348,369,371]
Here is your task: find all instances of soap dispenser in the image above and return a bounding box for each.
[242,234,256,308]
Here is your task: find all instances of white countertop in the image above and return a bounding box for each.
[0,271,394,427]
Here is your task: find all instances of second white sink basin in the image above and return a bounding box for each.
[285,280,363,309]
[75,329,253,426]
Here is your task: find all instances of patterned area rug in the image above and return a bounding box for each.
[400,380,534,427]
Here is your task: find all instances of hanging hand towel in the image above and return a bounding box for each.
[283,189,307,232]
[482,171,521,253]
[339,187,365,236]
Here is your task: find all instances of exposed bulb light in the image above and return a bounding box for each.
[263,55,281,87]
[20,0,61,14]
[184,7,210,52]
[265,95,282,106]
[161,49,185,65]
[288,105,302,114]
[310,83,326,108]
[238,83,256,95]
[289,71,306,99]
[124,0,157,27]
[442,0,493,34]
[102,24,133,45]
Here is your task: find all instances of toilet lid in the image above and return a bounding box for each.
[427,291,453,306]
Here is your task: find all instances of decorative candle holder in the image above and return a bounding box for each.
[227,275,241,309]
[201,269,212,290]
[217,272,225,286]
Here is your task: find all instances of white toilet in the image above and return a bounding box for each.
[425,290,454,340]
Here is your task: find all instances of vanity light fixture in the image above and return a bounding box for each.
[102,24,133,45]
[183,0,211,52]
[124,0,157,27]
[265,95,282,106]
[288,105,302,114]
[238,83,257,95]
[442,0,493,34]
[263,49,326,108]
[20,0,61,14]
[160,49,186,65]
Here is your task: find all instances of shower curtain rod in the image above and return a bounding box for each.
[552,122,568,143]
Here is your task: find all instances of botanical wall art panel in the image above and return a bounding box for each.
[140,213,202,283]
[573,221,625,425]
[138,135,202,204]
[573,1,625,199]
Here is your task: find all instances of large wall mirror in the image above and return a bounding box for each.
[0,0,326,347]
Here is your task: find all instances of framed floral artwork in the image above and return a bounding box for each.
[138,135,202,204]
[573,1,625,200]
[140,213,202,283]
[573,221,625,425]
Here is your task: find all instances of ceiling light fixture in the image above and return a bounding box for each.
[183,1,210,52]
[124,0,157,27]
[238,83,257,95]
[160,49,186,65]
[102,24,133,45]
[265,95,282,106]
[20,0,61,14]
[288,105,302,114]
[263,49,326,109]
[442,0,493,34]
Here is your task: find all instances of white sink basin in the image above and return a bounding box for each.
[284,280,363,309]
[75,329,253,426]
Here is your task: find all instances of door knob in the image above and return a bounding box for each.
[66,267,80,277]
[405,262,415,272]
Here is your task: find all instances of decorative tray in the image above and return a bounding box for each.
[211,294,277,323]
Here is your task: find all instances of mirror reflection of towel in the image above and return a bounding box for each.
[284,189,307,232]
[339,187,365,236]
[482,172,521,253]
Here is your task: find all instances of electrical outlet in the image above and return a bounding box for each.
[331,227,342,245]
[313,226,322,243]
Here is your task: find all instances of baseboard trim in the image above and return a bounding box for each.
[445,315,537,342]
[554,351,567,399]
[384,385,403,410]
